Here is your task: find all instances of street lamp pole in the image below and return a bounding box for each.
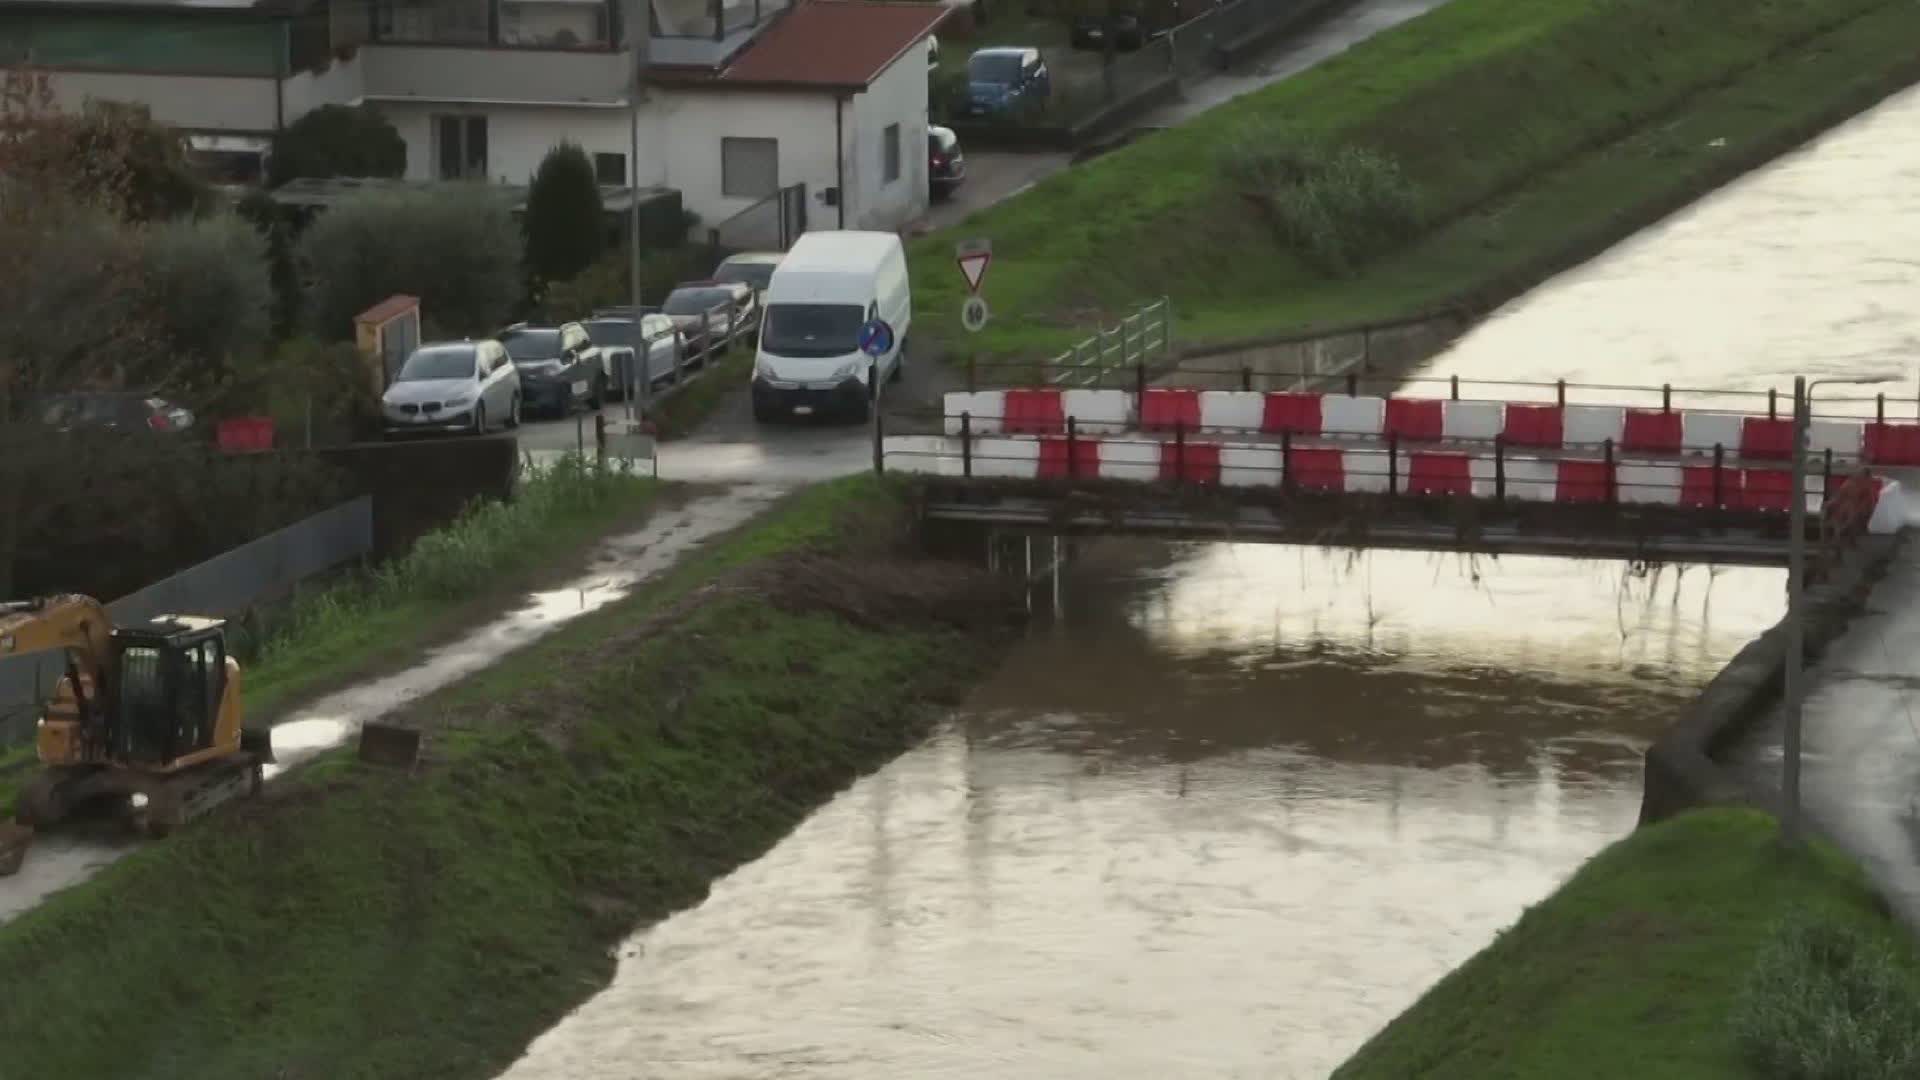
[1780,372,1896,845]
[628,0,649,421]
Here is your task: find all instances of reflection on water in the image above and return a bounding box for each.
[503,72,1920,1080]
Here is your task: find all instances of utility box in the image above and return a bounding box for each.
[354,295,422,395]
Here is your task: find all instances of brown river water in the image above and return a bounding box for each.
[497,87,1920,1078]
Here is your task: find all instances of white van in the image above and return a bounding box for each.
[750,230,910,422]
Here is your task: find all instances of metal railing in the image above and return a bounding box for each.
[705,183,808,254]
[1037,298,1175,388]
[595,299,756,408]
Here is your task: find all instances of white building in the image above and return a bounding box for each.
[6,0,944,234]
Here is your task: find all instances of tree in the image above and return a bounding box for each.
[135,213,273,397]
[4,92,208,223]
[298,183,524,340]
[235,189,302,338]
[523,141,604,288]
[268,105,406,188]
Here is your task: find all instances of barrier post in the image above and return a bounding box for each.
[1822,448,1833,496]
[1346,373,1359,397]
[961,412,973,479]
[1877,393,1887,423]
[575,414,585,456]
[1493,434,1506,505]
[1281,429,1294,495]
[594,413,607,465]
[1174,419,1186,485]
[1662,384,1672,413]
[1555,380,1566,408]
[1387,432,1399,498]
[1768,387,1778,420]
[1712,444,1725,510]
[1241,366,1253,392]
[1449,375,1459,401]
[1603,438,1616,505]
[1065,416,1079,479]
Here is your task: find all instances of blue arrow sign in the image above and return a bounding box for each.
[856,319,895,359]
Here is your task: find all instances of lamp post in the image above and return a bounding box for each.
[1781,373,1895,845]
[628,0,650,421]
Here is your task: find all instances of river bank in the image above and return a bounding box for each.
[0,477,1020,1079]
[1333,808,1920,1079]
[910,0,1920,357]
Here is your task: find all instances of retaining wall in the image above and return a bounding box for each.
[1638,532,1901,825]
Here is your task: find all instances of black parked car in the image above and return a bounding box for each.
[34,391,195,434]
[497,322,606,416]
[929,125,967,199]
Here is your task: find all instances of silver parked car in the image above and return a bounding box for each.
[662,282,750,346]
[712,252,782,303]
[382,339,520,437]
[582,312,686,393]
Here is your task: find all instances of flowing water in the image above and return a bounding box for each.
[498,87,1920,1077]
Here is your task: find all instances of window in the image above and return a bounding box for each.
[882,123,901,185]
[721,137,778,199]
[594,151,626,185]
[434,115,488,180]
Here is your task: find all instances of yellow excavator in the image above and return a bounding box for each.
[0,595,274,875]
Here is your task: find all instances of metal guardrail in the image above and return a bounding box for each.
[0,496,376,746]
[1043,297,1174,388]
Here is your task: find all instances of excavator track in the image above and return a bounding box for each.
[0,755,266,876]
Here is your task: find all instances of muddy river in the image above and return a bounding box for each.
[498,88,1920,1077]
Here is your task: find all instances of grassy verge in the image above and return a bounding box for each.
[0,476,1016,1080]
[1334,809,1920,1080]
[646,344,752,439]
[0,455,660,815]
[910,0,1920,355]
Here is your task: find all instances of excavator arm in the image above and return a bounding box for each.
[0,595,115,682]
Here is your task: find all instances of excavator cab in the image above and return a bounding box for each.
[107,616,238,768]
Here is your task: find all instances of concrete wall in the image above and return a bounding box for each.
[1174,312,1470,391]
[1639,535,1902,826]
[359,43,629,106]
[384,100,631,184]
[645,88,836,227]
[46,70,279,133]
[846,49,931,229]
[282,54,366,124]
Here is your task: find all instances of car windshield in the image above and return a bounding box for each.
[396,347,475,381]
[583,319,637,348]
[502,330,563,361]
[969,54,1021,84]
[715,262,776,291]
[664,288,733,316]
[760,303,866,358]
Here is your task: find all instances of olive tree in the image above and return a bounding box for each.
[298,182,524,339]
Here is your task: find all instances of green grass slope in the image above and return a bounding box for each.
[0,477,1014,1080]
[1334,809,1920,1080]
[911,0,1920,354]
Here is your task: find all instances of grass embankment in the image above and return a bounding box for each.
[0,456,657,815]
[647,344,752,438]
[1335,809,1920,1080]
[910,0,1920,355]
[0,476,1015,1080]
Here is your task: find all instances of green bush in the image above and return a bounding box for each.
[537,246,712,321]
[1733,912,1920,1079]
[137,212,273,396]
[298,183,523,340]
[268,104,406,187]
[1222,132,1423,276]
[523,142,604,287]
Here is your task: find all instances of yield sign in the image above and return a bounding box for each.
[955,238,992,294]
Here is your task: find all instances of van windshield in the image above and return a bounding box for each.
[760,303,866,358]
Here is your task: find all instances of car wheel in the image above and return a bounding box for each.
[472,403,487,434]
[506,394,521,429]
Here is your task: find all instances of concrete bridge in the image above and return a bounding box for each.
[881,380,1919,568]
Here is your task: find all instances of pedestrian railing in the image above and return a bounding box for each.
[1040,297,1175,388]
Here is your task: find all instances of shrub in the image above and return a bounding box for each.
[8,98,211,223]
[268,105,406,187]
[1733,912,1920,1080]
[524,142,604,287]
[136,213,273,396]
[537,246,712,321]
[229,337,381,446]
[298,183,523,340]
[234,189,302,338]
[1224,131,1425,276]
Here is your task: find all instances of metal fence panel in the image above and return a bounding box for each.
[707,183,807,253]
[0,496,374,744]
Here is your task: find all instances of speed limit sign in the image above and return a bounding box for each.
[960,295,990,333]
